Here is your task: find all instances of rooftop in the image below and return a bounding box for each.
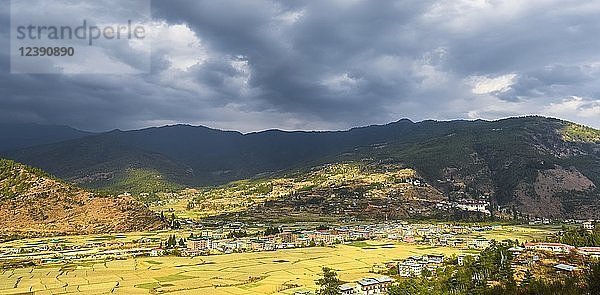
[554,264,577,272]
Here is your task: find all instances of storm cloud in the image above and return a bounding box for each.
[1,0,599,132]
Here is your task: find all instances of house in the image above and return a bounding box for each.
[583,221,595,230]
[187,238,212,251]
[426,254,444,264]
[554,264,577,272]
[356,276,393,295]
[398,261,423,277]
[508,246,524,252]
[468,238,490,249]
[456,200,490,215]
[577,247,600,258]
[507,246,525,256]
[447,238,465,248]
[404,255,422,264]
[340,284,356,295]
[524,243,575,253]
[279,232,298,243]
[403,236,415,243]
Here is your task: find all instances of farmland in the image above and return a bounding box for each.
[0,242,460,295]
[0,225,553,295]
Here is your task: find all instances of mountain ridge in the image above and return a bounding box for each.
[0,123,94,152]
[2,116,599,218]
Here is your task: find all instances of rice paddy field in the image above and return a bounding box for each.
[0,242,460,295]
[0,225,555,295]
[478,225,553,242]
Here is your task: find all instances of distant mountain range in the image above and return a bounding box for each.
[1,116,599,218]
[0,123,94,151]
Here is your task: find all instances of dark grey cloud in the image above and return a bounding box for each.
[1,0,599,132]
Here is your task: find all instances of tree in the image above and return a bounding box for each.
[264,227,281,236]
[521,270,533,287]
[315,267,341,295]
[586,262,600,294]
[166,235,178,248]
[388,279,428,295]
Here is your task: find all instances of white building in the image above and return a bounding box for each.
[398,261,423,277]
[524,243,575,253]
[468,238,490,249]
[554,264,577,272]
[456,200,490,215]
[355,276,393,295]
[577,247,600,258]
[426,254,444,264]
[340,284,356,295]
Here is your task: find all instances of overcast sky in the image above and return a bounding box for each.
[1,0,599,132]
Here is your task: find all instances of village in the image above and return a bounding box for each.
[0,222,503,264]
[1,220,599,294]
[0,221,594,266]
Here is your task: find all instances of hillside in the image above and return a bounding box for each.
[338,117,600,218]
[0,119,472,187]
[0,159,164,240]
[2,116,599,219]
[150,162,450,222]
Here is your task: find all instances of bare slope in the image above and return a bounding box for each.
[0,159,164,239]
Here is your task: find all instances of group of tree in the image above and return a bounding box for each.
[315,242,600,295]
[228,230,249,239]
[163,234,185,248]
[264,226,281,236]
[549,226,600,247]
[315,267,342,295]
[387,242,600,295]
[159,211,181,229]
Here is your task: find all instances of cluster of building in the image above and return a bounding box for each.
[517,242,600,258]
[343,276,394,295]
[455,199,490,215]
[506,242,600,277]
[181,223,498,256]
[182,227,370,255]
[0,222,503,265]
[395,254,445,277]
[294,276,394,295]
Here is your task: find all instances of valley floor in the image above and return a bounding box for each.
[1,242,460,295]
[0,225,552,295]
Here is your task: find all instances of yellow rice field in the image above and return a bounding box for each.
[0,242,459,295]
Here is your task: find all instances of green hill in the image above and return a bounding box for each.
[2,116,599,218]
